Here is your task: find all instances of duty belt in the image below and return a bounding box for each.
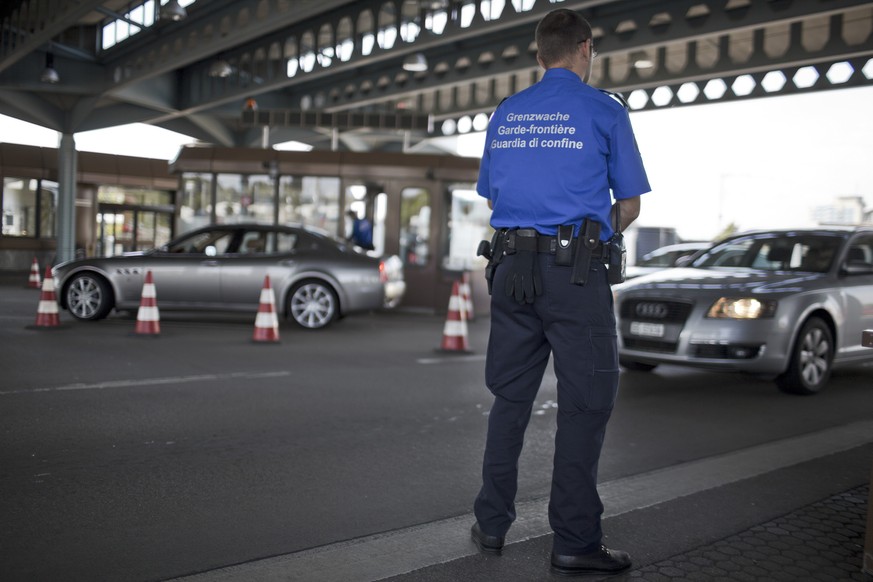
[504,228,608,260]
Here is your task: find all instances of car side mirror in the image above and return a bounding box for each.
[841,262,873,276]
[674,255,692,267]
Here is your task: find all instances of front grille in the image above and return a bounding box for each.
[692,344,762,359]
[623,338,678,353]
[620,299,693,324]
[620,298,692,355]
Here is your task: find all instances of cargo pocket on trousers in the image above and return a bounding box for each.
[587,327,620,411]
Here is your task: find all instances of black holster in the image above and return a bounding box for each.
[479,229,507,295]
[570,219,601,286]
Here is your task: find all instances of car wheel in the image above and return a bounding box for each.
[65,273,114,321]
[619,358,658,372]
[287,280,338,329]
[776,317,833,395]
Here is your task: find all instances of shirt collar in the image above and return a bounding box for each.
[543,68,583,83]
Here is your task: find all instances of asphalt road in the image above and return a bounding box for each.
[1,279,872,582]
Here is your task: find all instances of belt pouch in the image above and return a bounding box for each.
[555,224,574,266]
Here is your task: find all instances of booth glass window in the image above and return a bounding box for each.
[180,173,214,234]
[1,177,56,238]
[98,186,172,206]
[400,187,431,266]
[96,186,174,256]
[278,175,340,235]
[216,174,275,225]
[38,180,58,238]
[443,184,491,272]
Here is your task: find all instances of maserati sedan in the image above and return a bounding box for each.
[52,223,405,329]
[614,227,873,395]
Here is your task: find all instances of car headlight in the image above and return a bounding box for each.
[706,297,776,319]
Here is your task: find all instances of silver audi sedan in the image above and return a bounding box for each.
[53,223,405,329]
[614,227,873,395]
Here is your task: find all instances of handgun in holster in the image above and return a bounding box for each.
[478,229,507,295]
[606,203,626,285]
[570,218,601,286]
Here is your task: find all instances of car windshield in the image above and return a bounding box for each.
[638,248,698,267]
[691,234,842,273]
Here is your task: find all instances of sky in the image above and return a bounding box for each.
[2,84,872,242]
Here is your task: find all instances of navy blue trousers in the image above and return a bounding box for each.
[473,252,619,555]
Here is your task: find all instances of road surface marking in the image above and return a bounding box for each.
[417,355,486,364]
[0,371,291,396]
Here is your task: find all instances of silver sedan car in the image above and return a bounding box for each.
[614,227,873,395]
[53,223,405,329]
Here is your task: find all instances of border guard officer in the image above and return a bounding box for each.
[470,8,651,577]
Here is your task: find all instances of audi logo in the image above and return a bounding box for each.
[635,302,668,319]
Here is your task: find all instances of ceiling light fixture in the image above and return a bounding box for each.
[402,53,428,72]
[632,50,654,69]
[40,52,60,84]
[160,0,187,22]
[208,59,233,78]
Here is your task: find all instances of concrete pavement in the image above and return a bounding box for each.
[169,423,873,582]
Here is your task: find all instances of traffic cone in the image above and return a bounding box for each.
[252,275,280,343]
[34,266,60,327]
[459,271,474,321]
[134,271,160,335]
[28,257,42,289]
[437,280,471,353]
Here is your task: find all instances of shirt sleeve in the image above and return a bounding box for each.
[607,108,651,200]
[476,135,492,200]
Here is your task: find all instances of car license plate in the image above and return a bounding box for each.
[630,321,665,338]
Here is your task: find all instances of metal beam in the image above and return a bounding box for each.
[0,0,107,73]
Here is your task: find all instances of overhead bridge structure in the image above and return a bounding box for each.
[0,0,872,267]
[1,0,871,152]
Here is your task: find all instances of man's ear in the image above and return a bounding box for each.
[536,53,546,69]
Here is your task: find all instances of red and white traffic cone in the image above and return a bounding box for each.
[459,271,474,321]
[437,280,471,353]
[252,275,280,343]
[34,266,60,327]
[134,271,160,335]
[28,257,42,289]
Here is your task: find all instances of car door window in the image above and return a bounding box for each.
[275,232,298,253]
[238,230,268,254]
[167,230,235,255]
[845,236,873,267]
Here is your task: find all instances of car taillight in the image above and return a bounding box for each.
[379,261,388,283]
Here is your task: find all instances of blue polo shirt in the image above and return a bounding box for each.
[476,68,650,239]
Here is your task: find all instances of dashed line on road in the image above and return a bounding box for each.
[167,419,873,582]
[0,371,291,396]
[416,355,486,365]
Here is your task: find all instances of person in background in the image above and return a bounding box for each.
[346,209,375,251]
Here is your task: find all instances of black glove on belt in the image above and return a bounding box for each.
[504,249,543,304]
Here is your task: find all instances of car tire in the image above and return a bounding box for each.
[619,358,658,372]
[65,272,114,321]
[287,279,338,329]
[776,316,833,395]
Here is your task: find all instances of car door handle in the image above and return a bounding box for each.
[200,260,221,267]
